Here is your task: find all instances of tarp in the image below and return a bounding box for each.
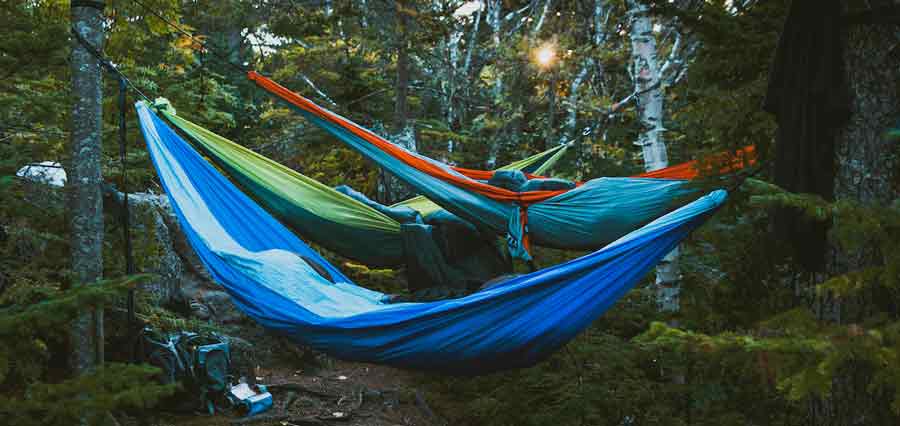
[137,100,727,374]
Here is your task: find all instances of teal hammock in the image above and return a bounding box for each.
[249,72,694,260]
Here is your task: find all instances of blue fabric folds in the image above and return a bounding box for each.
[136,102,727,375]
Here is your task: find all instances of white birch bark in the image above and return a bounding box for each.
[564,0,609,145]
[461,5,482,80]
[627,0,678,312]
[444,27,462,161]
[358,0,368,28]
[564,64,590,143]
[531,0,553,36]
[488,0,505,98]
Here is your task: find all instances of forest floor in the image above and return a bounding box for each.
[143,320,445,426]
[152,360,442,426]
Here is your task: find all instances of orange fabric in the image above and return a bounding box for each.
[249,72,755,202]
[249,72,569,206]
[635,145,756,179]
[249,71,754,261]
[454,145,755,183]
[520,207,531,254]
[451,167,507,180]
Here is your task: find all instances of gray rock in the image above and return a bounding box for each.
[200,289,244,324]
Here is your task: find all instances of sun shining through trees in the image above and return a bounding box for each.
[533,41,558,70]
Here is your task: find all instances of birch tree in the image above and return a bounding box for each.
[626,0,694,312]
[441,4,464,159]
[563,0,609,146]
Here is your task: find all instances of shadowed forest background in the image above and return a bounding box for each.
[2,0,900,425]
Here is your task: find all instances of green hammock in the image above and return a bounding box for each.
[156,100,568,271]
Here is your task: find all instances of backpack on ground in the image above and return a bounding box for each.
[138,328,232,414]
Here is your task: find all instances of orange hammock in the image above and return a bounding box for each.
[248,71,755,199]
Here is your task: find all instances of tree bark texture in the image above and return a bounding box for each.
[765,0,848,272]
[627,0,678,311]
[485,0,503,168]
[70,3,105,373]
[810,18,900,426]
[394,0,410,133]
[834,25,900,206]
[544,72,556,150]
[628,1,668,172]
[381,0,416,203]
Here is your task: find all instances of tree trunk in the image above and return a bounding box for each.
[812,19,900,426]
[487,0,502,100]
[566,0,608,149]
[565,62,590,144]
[834,25,900,206]
[531,0,553,37]
[627,0,678,311]
[457,5,482,130]
[382,0,416,203]
[445,26,462,137]
[461,5,482,91]
[628,1,667,171]
[485,0,503,168]
[70,2,105,373]
[544,72,556,151]
[395,36,409,132]
[358,0,368,28]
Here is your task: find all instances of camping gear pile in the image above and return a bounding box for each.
[138,328,272,417]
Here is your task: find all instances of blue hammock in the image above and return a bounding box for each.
[136,102,726,374]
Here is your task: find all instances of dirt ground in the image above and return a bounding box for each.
[147,359,443,426]
[141,321,445,426]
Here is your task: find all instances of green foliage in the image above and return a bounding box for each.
[5,0,900,424]
[1,363,174,426]
[0,276,175,425]
[422,290,690,426]
[634,174,900,422]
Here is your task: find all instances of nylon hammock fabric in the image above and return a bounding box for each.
[156,100,567,266]
[136,101,726,374]
[635,146,756,180]
[392,142,571,217]
[248,72,696,254]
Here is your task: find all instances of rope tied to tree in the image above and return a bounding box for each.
[70,24,140,340]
